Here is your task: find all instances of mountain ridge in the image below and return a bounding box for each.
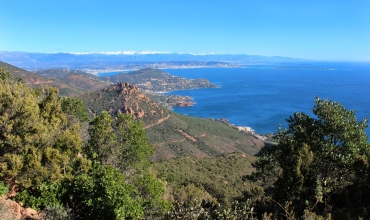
[0,51,303,72]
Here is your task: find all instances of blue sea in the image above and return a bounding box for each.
[100,62,370,135]
[163,62,370,135]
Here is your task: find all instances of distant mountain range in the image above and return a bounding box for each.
[0,51,302,72]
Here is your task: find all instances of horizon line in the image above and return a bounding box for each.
[1,50,370,62]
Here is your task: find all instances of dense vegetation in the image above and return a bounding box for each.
[153,153,256,206]
[0,68,169,219]
[1,65,370,219]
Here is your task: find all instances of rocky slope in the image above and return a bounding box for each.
[80,82,169,127]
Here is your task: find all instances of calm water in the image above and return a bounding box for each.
[158,62,370,135]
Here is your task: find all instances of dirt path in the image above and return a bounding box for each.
[143,114,171,129]
[177,129,198,142]
[197,133,207,138]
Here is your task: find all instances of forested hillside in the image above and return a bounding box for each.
[153,153,256,205]
[1,65,370,219]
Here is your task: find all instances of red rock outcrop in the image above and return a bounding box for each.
[137,109,145,118]
[82,82,170,128]
[104,82,139,95]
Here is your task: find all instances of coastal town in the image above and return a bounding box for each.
[81,61,240,75]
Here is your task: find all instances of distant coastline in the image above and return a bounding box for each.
[87,63,240,75]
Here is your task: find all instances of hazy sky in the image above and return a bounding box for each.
[1,0,369,61]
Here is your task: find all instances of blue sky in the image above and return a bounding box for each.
[0,0,369,61]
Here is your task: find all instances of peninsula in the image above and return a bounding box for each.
[100,68,219,108]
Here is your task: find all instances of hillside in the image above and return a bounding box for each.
[0,61,89,96]
[33,68,101,79]
[153,152,256,205]
[80,82,263,160]
[33,69,111,91]
[1,62,263,160]
[101,68,218,93]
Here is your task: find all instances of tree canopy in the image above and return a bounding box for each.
[248,97,370,219]
[0,68,87,191]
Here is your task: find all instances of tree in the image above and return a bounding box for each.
[66,162,144,219]
[115,113,154,172]
[60,97,90,122]
[86,111,116,163]
[248,97,370,219]
[86,111,169,218]
[0,68,88,193]
[87,111,154,174]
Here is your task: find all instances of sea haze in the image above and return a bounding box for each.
[162,62,370,135]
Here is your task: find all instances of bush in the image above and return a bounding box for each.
[0,181,9,196]
[41,204,72,220]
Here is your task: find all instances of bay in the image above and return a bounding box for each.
[163,62,370,135]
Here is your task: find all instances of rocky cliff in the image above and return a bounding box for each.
[80,82,169,126]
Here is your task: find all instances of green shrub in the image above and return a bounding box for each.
[163,199,259,220]
[41,204,72,220]
[15,182,66,211]
[0,181,9,196]
[65,162,144,219]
